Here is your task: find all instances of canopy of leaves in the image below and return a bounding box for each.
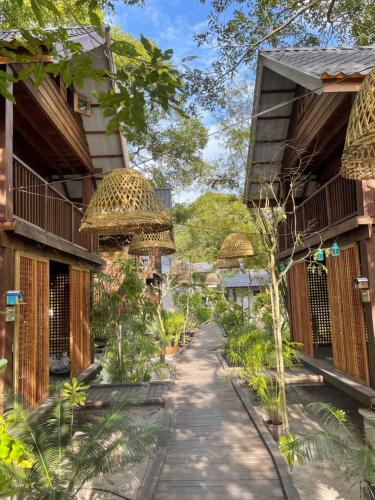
[0,0,185,138]
[173,192,266,265]
[191,0,375,109]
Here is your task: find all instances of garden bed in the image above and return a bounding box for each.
[77,405,166,500]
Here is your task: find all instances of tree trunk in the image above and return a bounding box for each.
[270,254,289,436]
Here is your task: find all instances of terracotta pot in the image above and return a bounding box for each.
[264,419,282,441]
[165,345,180,355]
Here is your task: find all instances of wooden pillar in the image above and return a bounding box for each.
[0,66,14,408]
[360,238,375,387]
[82,177,93,251]
[0,65,13,223]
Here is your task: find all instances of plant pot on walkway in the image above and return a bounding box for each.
[165,346,180,355]
[264,419,282,441]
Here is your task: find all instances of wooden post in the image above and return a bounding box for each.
[360,238,375,387]
[0,65,13,223]
[82,177,93,251]
[0,66,14,409]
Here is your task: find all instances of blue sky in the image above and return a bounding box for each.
[114,1,231,201]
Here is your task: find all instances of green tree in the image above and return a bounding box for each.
[0,0,185,139]
[173,192,266,265]
[191,0,375,108]
[130,113,211,190]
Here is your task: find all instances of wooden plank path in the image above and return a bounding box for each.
[86,382,169,407]
[152,323,287,500]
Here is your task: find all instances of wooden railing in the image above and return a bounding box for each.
[13,156,98,253]
[279,174,358,252]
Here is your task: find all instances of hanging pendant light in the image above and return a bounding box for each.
[219,233,255,259]
[80,168,171,235]
[128,231,176,256]
[217,258,240,269]
[205,272,220,288]
[341,66,375,180]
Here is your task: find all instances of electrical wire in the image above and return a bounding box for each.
[10,64,374,196]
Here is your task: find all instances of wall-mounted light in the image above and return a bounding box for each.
[354,277,369,290]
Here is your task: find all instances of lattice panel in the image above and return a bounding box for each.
[70,268,91,376]
[49,272,70,360]
[307,267,332,346]
[16,255,49,406]
[327,245,370,384]
[288,261,314,356]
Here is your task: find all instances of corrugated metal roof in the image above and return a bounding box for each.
[261,46,375,79]
[220,270,269,288]
[155,188,172,210]
[0,26,98,43]
[191,262,213,273]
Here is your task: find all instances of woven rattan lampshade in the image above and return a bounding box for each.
[205,272,220,287]
[219,233,255,259]
[217,258,240,269]
[128,231,176,256]
[80,168,171,235]
[341,67,375,179]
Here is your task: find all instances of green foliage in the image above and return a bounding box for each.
[248,373,281,424]
[0,383,161,498]
[192,1,375,109]
[279,402,375,495]
[214,297,245,336]
[174,289,212,328]
[173,193,266,265]
[0,416,32,469]
[0,1,185,139]
[161,311,185,348]
[92,258,159,383]
[0,359,7,373]
[61,378,89,408]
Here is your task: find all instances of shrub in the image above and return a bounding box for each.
[162,311,185,347]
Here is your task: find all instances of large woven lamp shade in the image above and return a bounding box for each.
[341,66,375,180]
[205,272,220,287]
[219,233,254,259]
[80,168,171,235]
[128,231,176,256]
[217,258,240,269]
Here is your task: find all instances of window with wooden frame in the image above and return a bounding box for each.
[73,92,91,117]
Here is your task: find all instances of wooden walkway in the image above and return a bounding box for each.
[152,323,287,500]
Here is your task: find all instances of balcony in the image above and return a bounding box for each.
[12,155,99,257]
[279,174,358,252]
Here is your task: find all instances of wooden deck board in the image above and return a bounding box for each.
[152,324,287,499]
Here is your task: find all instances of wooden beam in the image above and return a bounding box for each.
[85,130,119,135]
[0,55,53,64]
[12,218,103,266]
[90,154,123,159]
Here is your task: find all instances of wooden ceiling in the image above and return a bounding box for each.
[13,80,89,178]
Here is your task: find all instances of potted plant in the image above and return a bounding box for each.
[163,311,184,354]
[248,372,282,440]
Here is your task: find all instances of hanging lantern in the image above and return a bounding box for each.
[278,260,286,272]
[80,168,171,235]
[331,241,341,257]
[341,66,375,180]
[205,272,220,288]
[217,258,240,269]
[128,231,176,256]
[315,248,325,262]
[219,233,255,259]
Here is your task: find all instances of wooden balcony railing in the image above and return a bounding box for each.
[279,174,358,252]
[13,155,98,253]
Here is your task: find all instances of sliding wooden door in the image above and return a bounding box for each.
[288,261,314,356]
[327,245,369,384]
[70,267,91,376]
[14,253,49,406]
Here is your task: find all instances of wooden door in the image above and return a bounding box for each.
[14,253,49,406]
[288,261,314,356]
[327,245,369,384]
[70,267,91,377]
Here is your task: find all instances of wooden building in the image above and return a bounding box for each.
[221,270,269,314]
[0,27,129,406]
[245,47,375,406]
